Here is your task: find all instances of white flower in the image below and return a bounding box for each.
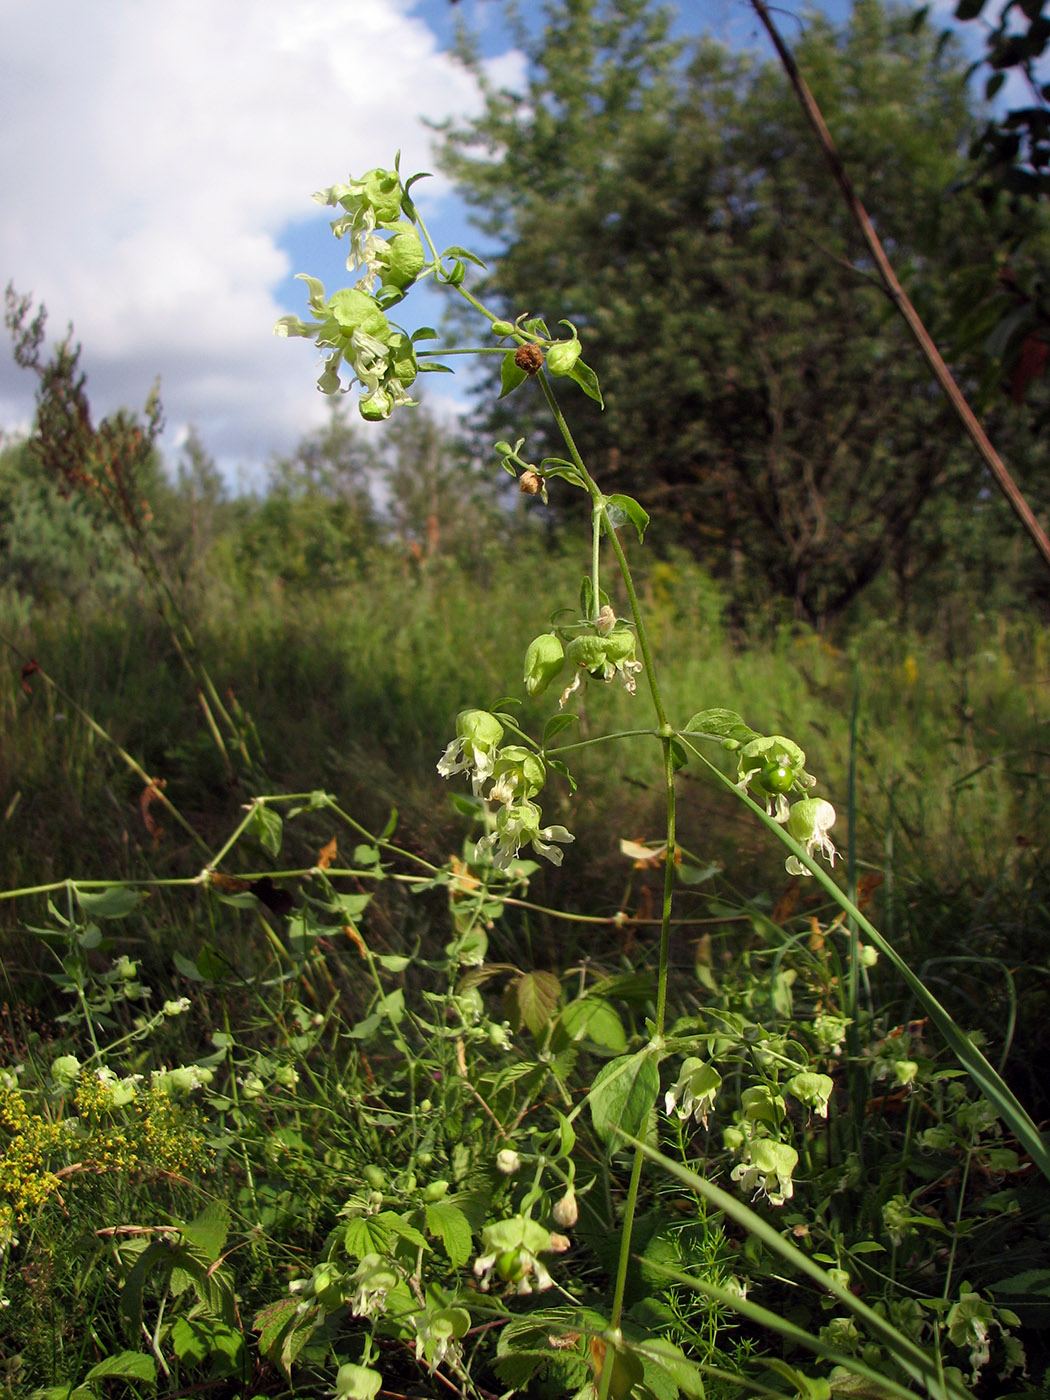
[730,1138,799,1206]
[786,1071,834,1119]
[162,997,191,1017]
[476,799,574,870]
[784,798,837,876]
[437,710,504,796]
[664,1058,722,1128]
[350,1255,399,1319]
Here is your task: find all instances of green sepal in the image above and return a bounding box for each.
[579,576,610,619]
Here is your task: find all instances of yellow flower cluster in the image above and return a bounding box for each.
[0,1088,64,1230]
[1,1073,211,1238]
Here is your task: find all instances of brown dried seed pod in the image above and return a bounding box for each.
[518,469,544,495]
[514,343,544,375]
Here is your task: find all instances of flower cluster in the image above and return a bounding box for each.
[437,710,574,869]
[274,167,425,419]
[472,1213,567,1296]
[521,613,643,708]
[735,734,838,876]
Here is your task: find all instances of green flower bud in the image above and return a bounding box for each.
[601,629,636,665]
[423,1179,450,1202]
[379,225,425,290]
[546,336,581,377]
[327,288,390,340]
[492,320,514,337]
[359,388,393,422]
[51,1054,82,1090]
[457,709,504,749]
[388,331,417,387]
[565,634,608,674]
[489,745,546,803]
[363,1164,387,1191]
[360,168,403,223]
[523,633,565,697]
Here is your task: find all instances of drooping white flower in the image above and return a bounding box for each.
[784,797,838,876]
[664,1058,722,1128]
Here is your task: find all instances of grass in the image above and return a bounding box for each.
[3,537,1050,1399]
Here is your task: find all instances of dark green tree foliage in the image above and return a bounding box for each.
[950,0,1050,197]
[2,288,166,610]
[437,0,1041,623]
[235,403,382,588]
[378,407,506,567]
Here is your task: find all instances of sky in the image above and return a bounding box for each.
[0,0,1011,490]
[0,0,529,487]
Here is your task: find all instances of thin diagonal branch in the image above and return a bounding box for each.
[749,0,1050,577]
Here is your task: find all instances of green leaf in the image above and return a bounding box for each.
[440,244,487,268]
[172,952,203,982]
[179,1202,230,1264]
[989,1268,1050,1297]
[559,997,628,1053]
[375,953,411,972]
[682,709,758,745]
[568,358,604,406]
[605,493,649,543]
[500,351,528,398]
[170,1317,244,1375]
[640,1337,707,1400]
[343,1215,393,1259]
[84,1351,157,1384]
[74,886,141,919]
[760,1358,831,1399]
[506,969,561,1037]
[378,1209,429,1251]
[120,1240,176,1340]
[425,1199,473,1268]
[253,1295,301,1357]
[249,804,283,858]
[589,1048,660,1146]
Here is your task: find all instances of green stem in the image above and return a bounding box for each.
[654,738,676,1039]
[606,1146,645,1341]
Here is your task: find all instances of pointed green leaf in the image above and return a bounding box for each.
[425,1199,473,1268]
[605,494,649,543]
[179,1201,230,1264]
[589,1048,660,1146]
[500,351,528,398]
[84,1351,157,1384]
[75,886,141,919]
[559,997,628,1054]
[569,358,603,406]
[506,970,562,1037]
[249,804,283,858]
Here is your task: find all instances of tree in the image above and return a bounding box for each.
[436,0,1050,623]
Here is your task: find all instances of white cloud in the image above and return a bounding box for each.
[0,0,523,481]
